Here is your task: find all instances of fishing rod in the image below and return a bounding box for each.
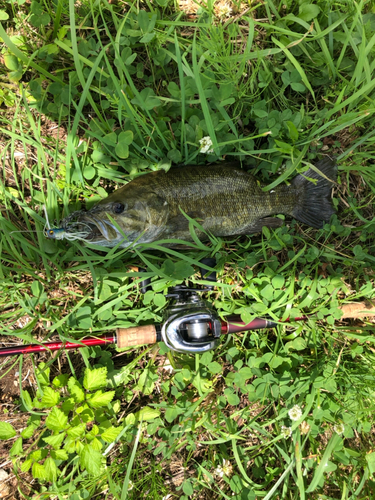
[0,282,374,358]
[1,257,374,357]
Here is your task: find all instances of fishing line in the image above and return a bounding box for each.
[9,229,45,234]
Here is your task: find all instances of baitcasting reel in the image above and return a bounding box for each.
[141,258,221,354]
[161,285,222,353]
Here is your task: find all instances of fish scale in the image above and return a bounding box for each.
[119,165,285,234]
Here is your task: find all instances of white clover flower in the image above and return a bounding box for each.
[199,136,214,154]
[215,1,232,18]
[334,423,345,435]
[215,459,233,477]
[281,425,292,438]
[162,361,174,373]
[300,421,310,435]
[288,404,302,421]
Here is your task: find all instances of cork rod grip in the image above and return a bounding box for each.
[116,325,157,348]
[339,300,375,319]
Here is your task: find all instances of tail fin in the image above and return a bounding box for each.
[291,157,337,229]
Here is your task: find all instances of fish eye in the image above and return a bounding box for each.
[113,203,125,214]
[49,230,54,235]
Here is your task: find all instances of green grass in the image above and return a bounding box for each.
[1,0,375,498]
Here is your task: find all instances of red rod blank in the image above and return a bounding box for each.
[0,335,116,357]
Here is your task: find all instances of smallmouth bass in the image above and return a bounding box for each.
[50,159,337,248]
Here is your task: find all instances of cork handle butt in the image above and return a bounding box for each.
[339,301,375,319]
[116,325,157,348]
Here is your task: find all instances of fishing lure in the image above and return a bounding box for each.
[9,206,90,241]
[43,206,91,242]
[44,226,92,241]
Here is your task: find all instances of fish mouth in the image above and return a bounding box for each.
[77,216,120,243]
